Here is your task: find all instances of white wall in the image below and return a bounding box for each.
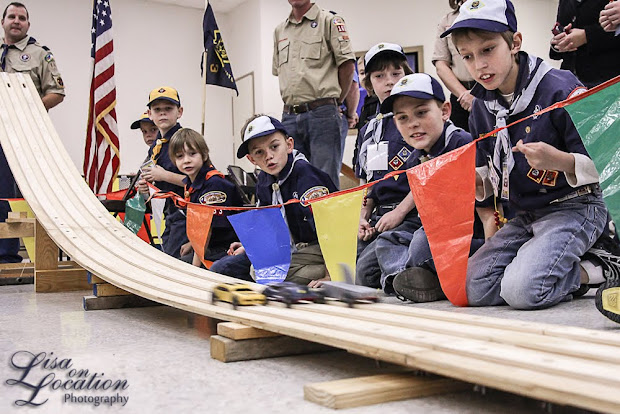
[15,0,560,177]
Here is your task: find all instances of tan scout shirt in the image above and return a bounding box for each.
[432,11,474,82]
[273,4,355,105]
[1,35,65,98]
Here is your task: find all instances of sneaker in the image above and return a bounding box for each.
[587,248,620,323]
[392,267,445,303]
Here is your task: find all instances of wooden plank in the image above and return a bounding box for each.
[0,262,32,271]
[35,268,89,293]
[93,283,132,297]
[217,322,280,340]
[87,273,106,284]
[210,335,336,363]
[34,220,57,270]
[304,373,471,409]
[83,294,161,311]
[7,211,27,219]
[0,275,33,285]
[0,222,34,238]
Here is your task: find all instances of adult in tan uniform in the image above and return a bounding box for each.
[273,0,355,188]
[432,0,474,131]
[0,2,65,264]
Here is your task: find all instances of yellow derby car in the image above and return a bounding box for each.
[211,283,267,309]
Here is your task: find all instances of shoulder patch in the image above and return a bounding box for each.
[567,86,587,100]
[53,76,64,88]
[300,186,329,204]
[44,53,55,63]
[199,191,227,205]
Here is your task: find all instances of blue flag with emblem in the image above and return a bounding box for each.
[202,3,238,95]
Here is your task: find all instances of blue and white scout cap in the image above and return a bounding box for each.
[364,42,406,70]
[237,115,288,158]
[381,73,446,113]
[440,0,517,38]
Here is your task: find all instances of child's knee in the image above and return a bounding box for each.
[499,271,552,310]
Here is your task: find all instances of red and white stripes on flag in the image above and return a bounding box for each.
[83,0,120,194]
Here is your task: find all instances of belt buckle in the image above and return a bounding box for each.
[292,104,305,114]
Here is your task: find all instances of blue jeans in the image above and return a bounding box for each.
[356,214,422,291]
[0,146,21,263]
[210,253,253,282]
[281,104,343,189]
[376,226,485,294]
[466,192,607,309]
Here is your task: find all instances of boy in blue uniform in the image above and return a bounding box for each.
[442,0,619,310]
[137,86,188,260]
[210,115,337,285]
[353,43,422,288]
[168,128,242,266]
[372,73,478,299]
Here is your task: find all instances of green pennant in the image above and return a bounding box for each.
[565,81,620,222]
[123,193,146,234]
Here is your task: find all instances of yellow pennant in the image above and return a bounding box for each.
[311,189,364,282]
[8,199,35,261]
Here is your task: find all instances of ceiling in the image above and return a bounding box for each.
[147,0,249,12]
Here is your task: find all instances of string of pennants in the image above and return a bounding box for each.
[145,76,620,306]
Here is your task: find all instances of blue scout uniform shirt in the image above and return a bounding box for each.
[183,163,242,249]
[147,123,183,215]
[255,153,337,244]
[470,52,589,211]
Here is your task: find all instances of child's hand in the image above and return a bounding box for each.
[600,1,620,32]
[180,242,193,257]
[137,178,150,195]
[358,219,376,241]
[375,209,406,233]
[512,140,574,173]
[142,165,168,182]
[227,242,245,256]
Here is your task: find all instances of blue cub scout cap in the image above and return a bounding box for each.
[381,73,446,114]
[237,115,288,158]
[440,0,517,38]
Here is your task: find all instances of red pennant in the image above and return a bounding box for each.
[407,142,477,306]
[186,204,215,268]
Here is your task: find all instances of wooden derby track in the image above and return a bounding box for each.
[2,73,620,413]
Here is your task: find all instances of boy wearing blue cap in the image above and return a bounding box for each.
[131,111,159,148]
[137,86,189,260]
[168,128,242,266]
[210,115,337,285]
[372,73,476,299]
[442,0,619,312]
[353,42,422,289]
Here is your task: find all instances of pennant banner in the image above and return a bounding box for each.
[564,79,620,222]
[407,142,477,307]
[186,203,215,268]
[312,189,364,282]
[228,208,291,284]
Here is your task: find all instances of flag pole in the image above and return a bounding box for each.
[201,0,210,136]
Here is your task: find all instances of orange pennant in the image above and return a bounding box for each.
[186,203,215,268]
[407,142,476,306]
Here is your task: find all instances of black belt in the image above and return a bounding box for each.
[283,98,338,115]
[550,184,600,204]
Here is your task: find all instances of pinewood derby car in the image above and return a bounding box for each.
[262,281,326,307]
[211,283,267,309]
[319,281,380,307]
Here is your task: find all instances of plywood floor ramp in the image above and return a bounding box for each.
[2,73,620,413]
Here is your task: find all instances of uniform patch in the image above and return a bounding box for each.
[469,1,484,10]
[199,191,227,205]
[20,54,30,62]
[532,105,542,120]
[527,168,545,184]
[389,156,404,170]
[333,17,346,32]
[53,76,64,88]
[542,170,558,187]
[44,52,54,63]
[300,186,329,204]
[397,147,411,161]
[567,86,587,100]
[311,21,318,28]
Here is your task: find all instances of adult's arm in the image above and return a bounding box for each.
[344,77,359,127]
[337,60,355,104]
[41,93,64,110]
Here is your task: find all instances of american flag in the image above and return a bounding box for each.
[83,0,120,194]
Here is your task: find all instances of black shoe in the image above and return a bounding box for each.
[392,267,445,303]
[587,248,620,324]
[572,284,591,298]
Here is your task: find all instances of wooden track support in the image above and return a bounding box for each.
[304,372,471,409]
[211,322,336,362]
[83,272,161,311]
